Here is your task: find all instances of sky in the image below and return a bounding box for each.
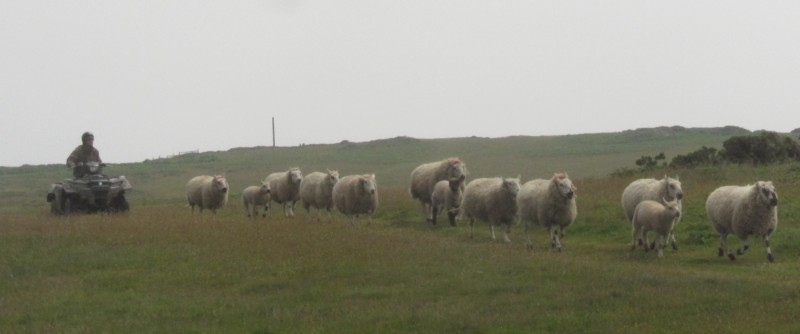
[2,1,799,167]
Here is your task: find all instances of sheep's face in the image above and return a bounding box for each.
[213,175,229,193]
[328,170,340,185]
[555,174,577,200]
[503,178,520,196]
[289,168,303,185]
[447,159,468,181]
[661,198,681,220]
[260,183,271,194]
[665,177,684,201]
[360,175,377,196]
[757,181,778,207]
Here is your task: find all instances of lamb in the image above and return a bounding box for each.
[332,174,379,226]
[461,177,520,243]
[264,167,304,217]
[185,175,229,215]
[630,199,682,258]
[299,170,340,220]
[409,158,467,224]
[241,181,271,219]
[430,178,464,226]
[517,173,577,251]
[705,181,779,262]
[621,175,684,250]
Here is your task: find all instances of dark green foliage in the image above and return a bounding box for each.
[721,131,800,165]
[670,146,721,168]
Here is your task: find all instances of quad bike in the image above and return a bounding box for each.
[47,162,132,215]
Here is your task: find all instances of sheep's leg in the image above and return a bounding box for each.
[657,235,666,258]
[642,231,650,252]
[420,202,432,223]
[736,236,750,256]
[764,235,774,262]
[490,224,497,241]
[631,224,640,250]
[525,221,535,251]
[468,217,475,240]
[349,215,357,226]
[431,205,439,225]
[288,201,296,217]
[447,210,458,226]
[502,223,511,243]
[550,226,562,251]
[367,214,373,226]
[719,234,735,261]
[669,231,678,250]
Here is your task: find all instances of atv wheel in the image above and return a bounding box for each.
[112,194,130,213]
[63,196,73,215]
[50,190,64,214]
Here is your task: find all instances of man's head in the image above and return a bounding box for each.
[82,132,94,145]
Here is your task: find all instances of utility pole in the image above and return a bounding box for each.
[272,117,276,148]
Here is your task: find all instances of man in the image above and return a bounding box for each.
[66,132,102,178]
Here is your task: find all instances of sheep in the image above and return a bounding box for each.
[706,181,779,262]
[185,175,229,215]
[621,175,684,250]
[430,178,464,226]
[517,173,578,251]
[332,174,379,226]
[299,170,340,221]
[630,198,682,258]
[264,167,304,217]
[242,181,271,219]
[461,177,520,243]
[410,158,467,224]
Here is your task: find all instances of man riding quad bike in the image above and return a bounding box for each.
[47,132,131,214]
[47,161,132,214]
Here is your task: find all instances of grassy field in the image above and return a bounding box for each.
[2,127,800,333]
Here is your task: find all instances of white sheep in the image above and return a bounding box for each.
[621,175,684,250]
[299,170,340,220]
[461,177,520,243]
[706,181,779,262]
[185,175,229,215]
[332,174,379,226]
[430,178,464,226]
[517,173,577,251]
[242,181,271,220]
[264,167,303,217]
[409,158,467,224]
[630,198,682,258]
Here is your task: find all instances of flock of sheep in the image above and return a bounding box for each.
[185,157,780,262]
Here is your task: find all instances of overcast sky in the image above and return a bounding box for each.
[2,1,799,167]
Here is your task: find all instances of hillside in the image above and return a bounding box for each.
[0,126,750,212]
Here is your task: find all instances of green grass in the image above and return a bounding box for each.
[2,127,800,332]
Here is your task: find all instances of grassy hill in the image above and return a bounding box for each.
[0,125,749,211]
[4,126,800,332]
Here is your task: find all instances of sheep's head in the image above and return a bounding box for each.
[664,175,684,201]
[327,169,340,185]
[447,158,467,180]
[213,175,229,193]
[289,168,303,185]
[260,182,271,194]
[447,177,464,192]
[756,181,778,207]
[502,177,520,196]
[661,197,681,220]
[554,173,576,200]
[360,174,377,196]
